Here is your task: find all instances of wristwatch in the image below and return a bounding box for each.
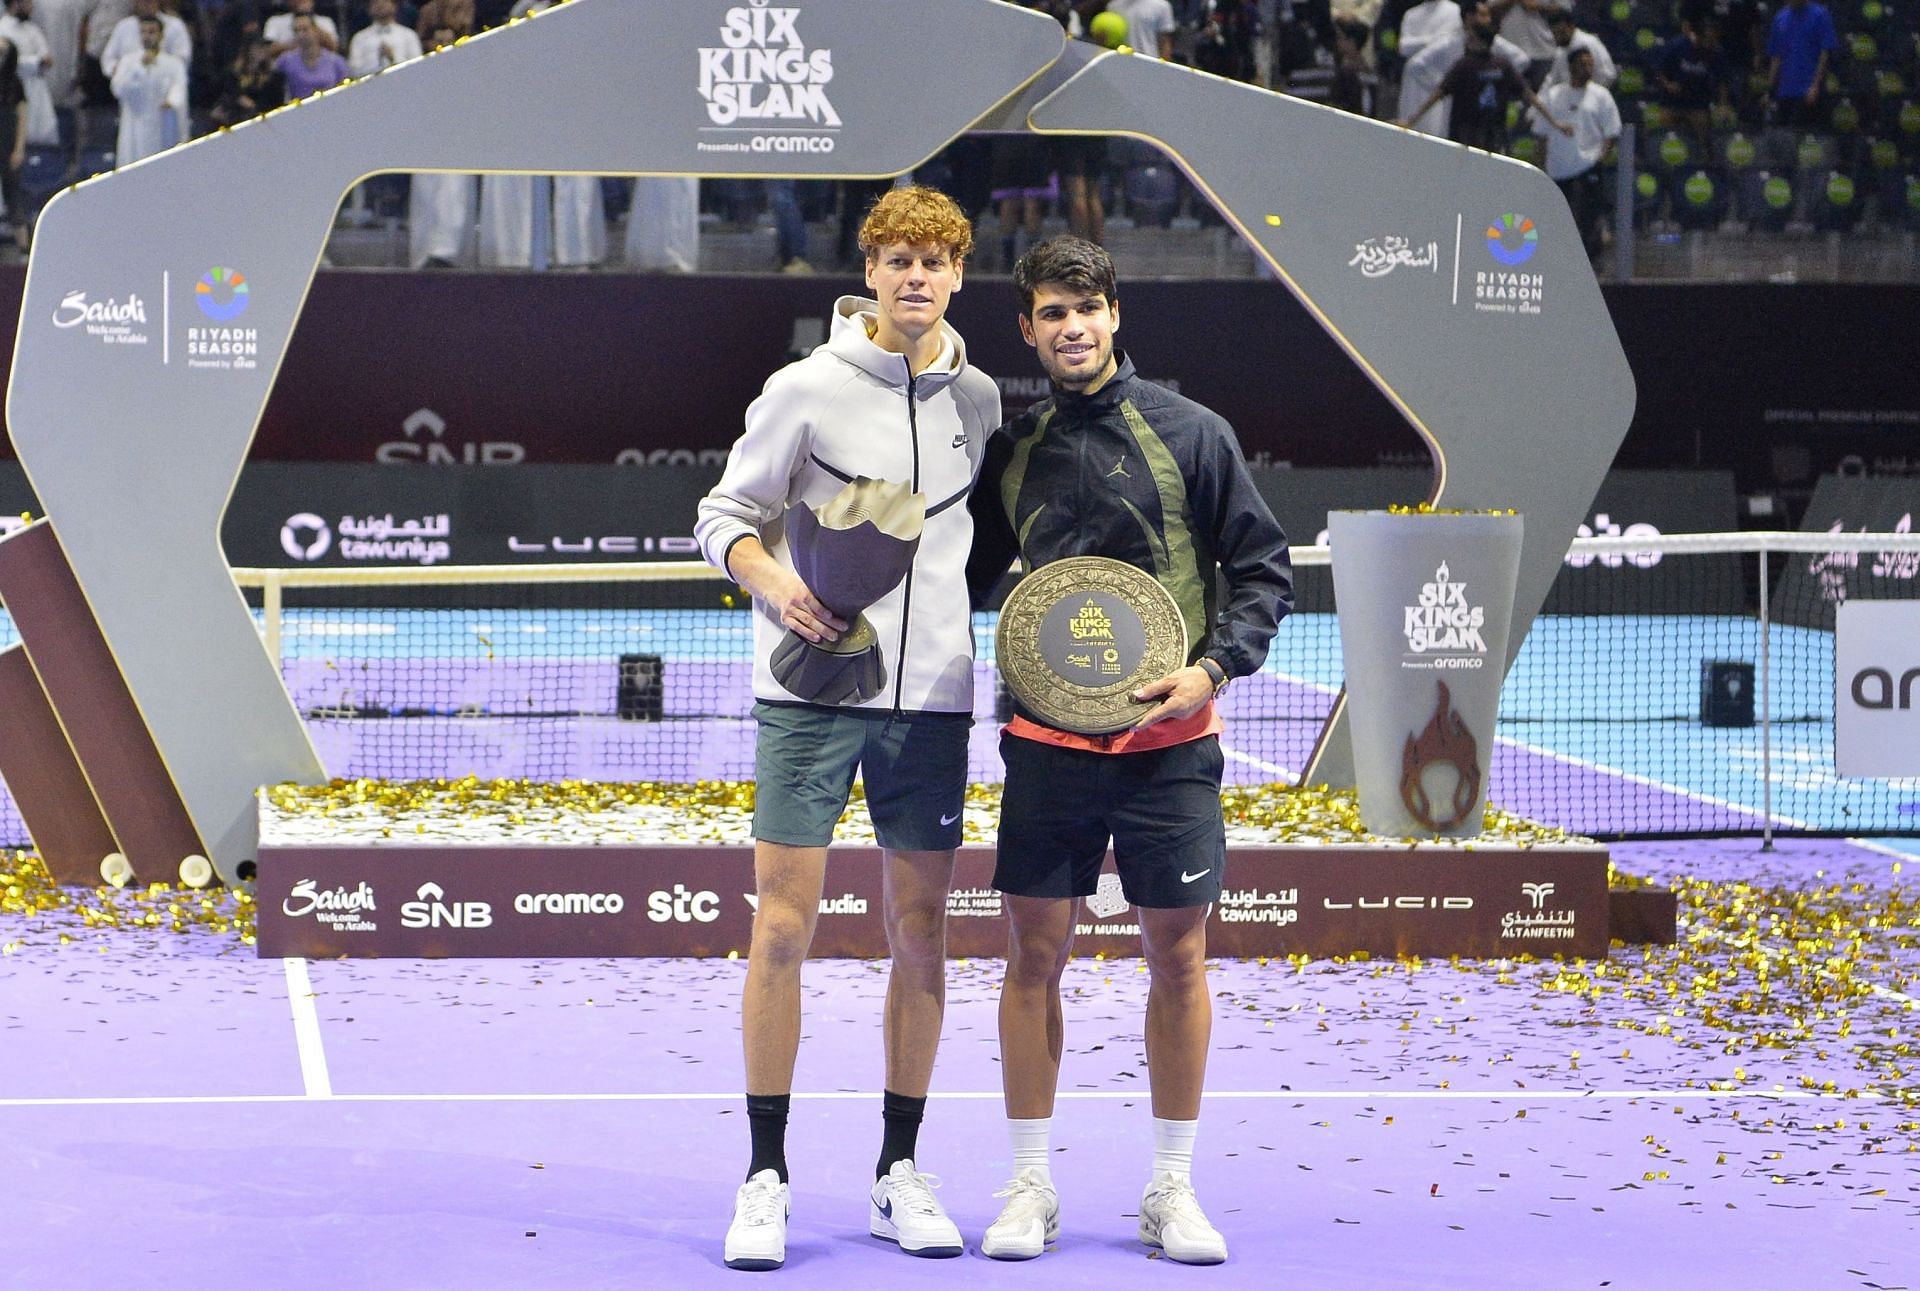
[1197,656,1229,697]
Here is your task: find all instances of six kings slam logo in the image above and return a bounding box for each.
[697,1,839,155]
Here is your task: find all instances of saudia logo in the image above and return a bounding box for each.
[698,1,839,128]
[1402,561,1487,668]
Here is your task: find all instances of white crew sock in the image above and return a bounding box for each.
[1152,1116,1198,1180]
[1009,1116,1053,1183]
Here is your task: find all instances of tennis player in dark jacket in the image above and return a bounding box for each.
[965,236,1292,1264]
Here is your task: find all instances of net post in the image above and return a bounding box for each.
[1758,546,1774,852]
[262,572,284,672]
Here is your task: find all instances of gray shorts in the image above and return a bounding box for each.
[752,701,970,851]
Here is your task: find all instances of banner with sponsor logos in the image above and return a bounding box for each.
[255,841,1611,959]
[4,269,1907,498]
[1773,474,1920,630]
[1835,601,1920,779]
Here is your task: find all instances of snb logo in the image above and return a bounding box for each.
[648,884,720,923]
[280,512,331,560]
[400,881,493,929]
[1485,214,1538,266]
[1522,882,1556,909]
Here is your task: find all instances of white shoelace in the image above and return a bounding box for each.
[737,1178,785,1228]
[1147,1176,1215,1232]
[888,1167,946,1216]
[992,1171,1056,1217]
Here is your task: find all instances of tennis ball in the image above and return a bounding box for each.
[1090,11,1127,49]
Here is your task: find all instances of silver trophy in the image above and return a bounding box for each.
[770,476,925,705]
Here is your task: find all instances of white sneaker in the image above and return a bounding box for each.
[1139,1172,1228,1265]
[869,1159,963,1257]
[981,1167,1059,1260]
[724,1169,790,1271]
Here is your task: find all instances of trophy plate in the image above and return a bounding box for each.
[995,556,1189,735]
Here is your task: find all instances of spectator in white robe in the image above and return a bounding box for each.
[30,0,82,107]
[109,12,183,164]
[624,177,699,273]
[1491,0,1557,82]
[99,0,186,76]
[479,0,604,269]
[1397,0,1460,65]
[1540,6,1616,90]
[347,0,420,77]
[1397,0,1529,136]
[1,0,60,144]
[408,24,475,267]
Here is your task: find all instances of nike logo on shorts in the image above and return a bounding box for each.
[1180,867,1210,883]
[940,812,961,826]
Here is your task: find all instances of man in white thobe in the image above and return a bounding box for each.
[1540,6,1616,90]
[624,177,699,273]
[98,0,186,77]
[108,12,182,165]
[407,24,473,268]
[347,0,420,77]
[479,0,604,269]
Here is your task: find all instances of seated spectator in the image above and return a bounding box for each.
[1401,5,1566,151]
[1531,46,1620,258]
[1765,0,1835,129]
[110,12,185,165]
[414,0,473,41]
[1541,5,1615,91]
[99,0,190,78]
[274,11,347,98]
[264,0,337,56]
[348,0,421,75]
[1657,15,1727,149]
[207,31,281,128]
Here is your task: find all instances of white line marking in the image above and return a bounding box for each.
[282,957,333,1099]
[1222,746,1297,781]
[1845,837,1920,864]
[0,1089,1870,1109]
[1495,735,1811,829]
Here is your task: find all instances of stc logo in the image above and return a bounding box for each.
[649,884,721,923]
[281,512,332,560]
[1485,213,1538,266]
[400,881,493,929]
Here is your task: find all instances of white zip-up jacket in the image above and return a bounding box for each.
[696,296,1002,714]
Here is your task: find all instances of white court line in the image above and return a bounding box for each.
[1845,837,1920,864]
[1496,735,1812,830]
[282,957,333,1099]
[0,1089,1870,1109]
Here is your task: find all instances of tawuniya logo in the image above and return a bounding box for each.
[699,3,839,127]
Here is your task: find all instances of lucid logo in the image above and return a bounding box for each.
[507,535,699,555]
[1851,667,1920,709]
[1323,895,1475,910]
[400,881,493,929]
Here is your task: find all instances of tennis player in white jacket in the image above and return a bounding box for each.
[695,186,1001,1271]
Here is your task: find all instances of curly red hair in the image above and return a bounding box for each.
[857,186,975,264]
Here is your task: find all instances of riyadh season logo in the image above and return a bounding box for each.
[1473,213,1543,316]
[697,1,840,156]
[195,267,251,321]
[1402,561,1488,670]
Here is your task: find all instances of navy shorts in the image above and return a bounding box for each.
[994,733,1227,909]
[753,701,970,851]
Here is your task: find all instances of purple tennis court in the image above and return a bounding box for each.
[2,835,1916,1288]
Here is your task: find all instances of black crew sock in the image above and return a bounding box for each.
[746,1093,791,1183]
[877,1090,928,1180]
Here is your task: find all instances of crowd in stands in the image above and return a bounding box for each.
[0,0,1912,265]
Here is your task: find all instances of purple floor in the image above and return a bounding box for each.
[3,838,1918,1288]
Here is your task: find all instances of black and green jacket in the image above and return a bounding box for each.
[965,352,1293,680]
